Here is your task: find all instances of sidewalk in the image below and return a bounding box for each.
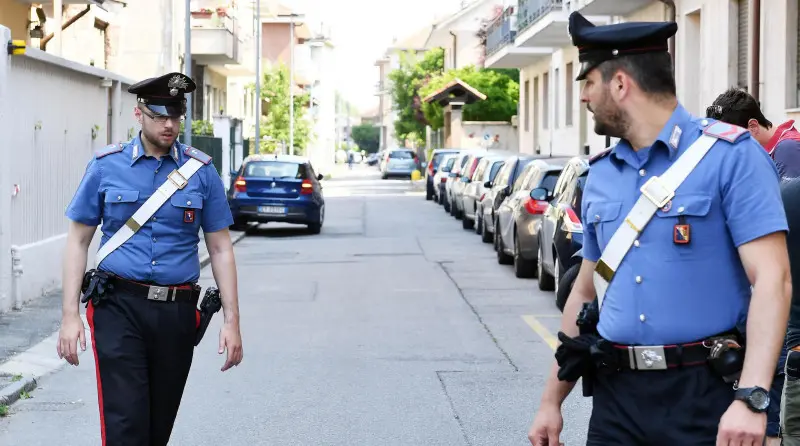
[0,227,250,410]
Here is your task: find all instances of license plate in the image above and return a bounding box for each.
[258,206,286,214]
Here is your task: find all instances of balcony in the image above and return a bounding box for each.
[484,5,553,68]
[514,0,571,48]
[573,0,655,16]
[191,15,243,67]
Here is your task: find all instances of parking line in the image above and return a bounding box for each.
[522,315,559,351]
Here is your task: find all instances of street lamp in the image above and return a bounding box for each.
[254,0,261,153]
[277,13,304,156]
[183,0,192,145]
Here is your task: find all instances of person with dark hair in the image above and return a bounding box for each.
[779,177,800,446]
[527,12,791,446]
[708,87,800,180]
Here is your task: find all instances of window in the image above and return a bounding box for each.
[473,159,489,182]
[554,68,560,128]
[737,0,749,90]
[488,161,504,182]
[513,164,535,192]
[513,159,533,182]
[565,63,574,126]
[572,172,589,218]
[389,150,415,159]
[524,80,530,131]
[540,172,561,194]
[543,72,549,130]
[244,161,306,179]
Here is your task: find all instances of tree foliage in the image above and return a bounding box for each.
[419,66,519,131]
[249,62,313,154]
[387,48,445,147]
[350,123,380,153]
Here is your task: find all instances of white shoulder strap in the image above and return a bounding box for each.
[95,158,205,266]
[593,133,719,309]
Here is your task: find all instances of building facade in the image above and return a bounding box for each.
[483,0,792,157]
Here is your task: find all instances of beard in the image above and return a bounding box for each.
[141,123,178,152]
[589,92,630,139]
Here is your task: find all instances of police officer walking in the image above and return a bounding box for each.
[528,13,791,446]
[56,72,244,446]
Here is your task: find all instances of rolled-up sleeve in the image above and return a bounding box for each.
[201,164,234,233]
[65,158,103,227]
[720,138,789,247]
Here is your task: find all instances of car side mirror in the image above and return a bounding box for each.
[461,176,470,183]
[503,186,511,196]
[230,169,238,177]
[317,173,324,181]
[442,166,451,173]
[530,187,549,201]
[483,181,492,188]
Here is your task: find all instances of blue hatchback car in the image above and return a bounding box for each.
[228,154,325,234]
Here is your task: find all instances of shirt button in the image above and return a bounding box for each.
[152,237,157,242]
[635,275,642,284]
[155,170,159,174]
[639,314,646,322]
[677,206,685,213]
[117,195,122,201]
[594,215,600,222]
[634,240,640,247]
[152,217,157,222]
[151,260,157,266]
[639,169,646,177]
[187,201,192,206]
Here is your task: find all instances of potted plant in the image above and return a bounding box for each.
[191,8,213,19]
[216,6,228,17]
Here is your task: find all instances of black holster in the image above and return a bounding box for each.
[80,269,114,308]
[555,298,602,397]
[195,287,223,346]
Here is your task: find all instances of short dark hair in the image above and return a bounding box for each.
[706,87,772,129]
[598,52,676,97]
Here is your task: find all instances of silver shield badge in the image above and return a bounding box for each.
[168,75,189,97]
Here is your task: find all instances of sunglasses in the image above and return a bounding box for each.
[140,107,184,124]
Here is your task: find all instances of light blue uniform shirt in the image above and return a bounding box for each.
[581,104,788,345]
[65,133,234,285]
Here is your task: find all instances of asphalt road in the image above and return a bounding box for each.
[0,165,593,446]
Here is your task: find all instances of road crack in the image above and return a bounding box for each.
[436,262,519,372]
[436,371,472,446]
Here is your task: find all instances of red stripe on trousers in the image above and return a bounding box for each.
[86,302,107,446]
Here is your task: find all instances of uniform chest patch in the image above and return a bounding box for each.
[184,209,195,223]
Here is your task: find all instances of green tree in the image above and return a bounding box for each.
[419,66,519,131]
[248,63,313,154]
[388,48,445,147]
[350,123,380,153]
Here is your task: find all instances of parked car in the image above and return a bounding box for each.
[443,151,476,214]
[425,149,461,201]
[461,154,506,231]
[381,149,420,179]
[434,154,458,204]
[450,151,487,219]
[556,248,583,312]
[536,156,590,292]
[228,154,325,234]
[494,158,566,277]
[479,154,536,244]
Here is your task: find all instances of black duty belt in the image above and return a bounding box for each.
[111,276,200,303]
[611,341,712,371]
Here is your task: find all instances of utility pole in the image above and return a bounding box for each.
[254,0,261,153]
[183,0,192,145]
[289,16,295,155]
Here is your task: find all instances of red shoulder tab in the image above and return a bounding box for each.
[703,121,748,143]
[589,148,612,165]
[95,143,124,159]
[184,146,212,165]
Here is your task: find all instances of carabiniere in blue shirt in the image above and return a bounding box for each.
[65,133,234,285]
[581,103,789,346]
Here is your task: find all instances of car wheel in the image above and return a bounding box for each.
[556,263,580,312]
[475,213,482,235]
[307,206,324,234]
[381,173,388,180]
[230,217,248,231]
[496,228,514,265]
[513,234,536,279]
[426,187,433,201]
[461,213,473,230]
[481,215,493,243]
[537,242,556,291]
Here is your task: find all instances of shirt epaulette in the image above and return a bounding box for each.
[589,147,613,165]
[184,146,212,165]
[95,143,125,159]
[702,120,749,143]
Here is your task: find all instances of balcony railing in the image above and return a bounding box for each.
[517,0,563,34]
[485,6,517,57]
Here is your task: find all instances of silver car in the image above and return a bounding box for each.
[461,155,506,231]
[381,149,419,179]
[450,151,487,219]
[434,154,458,204]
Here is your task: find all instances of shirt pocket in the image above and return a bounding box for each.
[586,201,623,249]
[170,192,204,231]
[653,193,712,260]
[104,189,140,226]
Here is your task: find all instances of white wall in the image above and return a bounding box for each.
[462,122,519,152]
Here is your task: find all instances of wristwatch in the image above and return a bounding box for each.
[734,386,770,413]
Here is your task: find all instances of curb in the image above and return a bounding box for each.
[0,375,37,408]
[0,229,251,412]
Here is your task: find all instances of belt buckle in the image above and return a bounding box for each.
[147,286,169,302]
[640,176,674,209]
[168,170,188,189]
[628,345,667,370]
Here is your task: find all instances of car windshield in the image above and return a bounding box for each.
[541,172,560,193]
[389,151,415,159]
[433,152,458,168]
[488,161,504,181]
[514,159,533,180]
[443,157,456,170]
[244,161,304,179]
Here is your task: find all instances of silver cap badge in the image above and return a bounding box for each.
[168,75,189,97]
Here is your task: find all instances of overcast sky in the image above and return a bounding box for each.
[284,0,463,114]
